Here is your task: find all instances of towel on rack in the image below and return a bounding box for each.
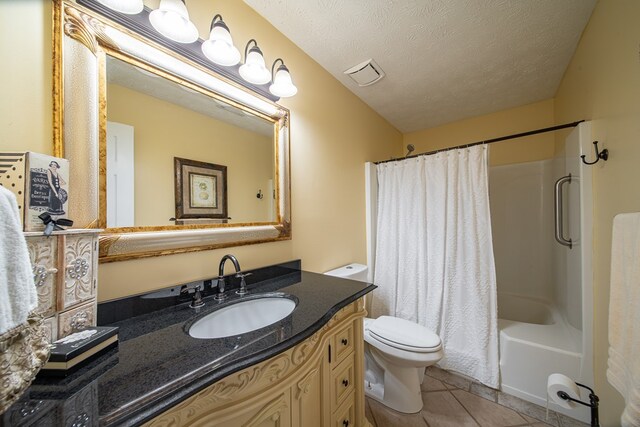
[0,186,38,335]
[607,212,640,427]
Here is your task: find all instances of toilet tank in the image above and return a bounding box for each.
[324,263,368,282]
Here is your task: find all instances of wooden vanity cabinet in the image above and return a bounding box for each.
[146,298,371,427]
[24,229,100,342]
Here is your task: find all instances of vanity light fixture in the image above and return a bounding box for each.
[95,0,143,14]
[201,15,241,66]
[239,39,272,85]
[149,0,199,44]
[269,58,298,98]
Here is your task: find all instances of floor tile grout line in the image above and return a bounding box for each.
[422,413,432,427]
[366,399,380,427]
[369,397,431,427]
[447,389,482,426]
[450,384,541,426]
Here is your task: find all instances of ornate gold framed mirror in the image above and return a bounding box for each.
[53,0,291,263]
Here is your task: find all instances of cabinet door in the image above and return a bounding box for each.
[61,234,97,309]
[292,364,322,427]
[185,391,292,427]
[26,236,57,316]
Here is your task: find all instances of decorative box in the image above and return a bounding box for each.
[25,229,100,343]
[0,152,69,231]
[41,327,119,375]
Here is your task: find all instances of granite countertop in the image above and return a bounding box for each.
[4,261,375,427]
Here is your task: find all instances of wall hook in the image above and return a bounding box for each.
[581,141,608,165]
[256,189,264,199]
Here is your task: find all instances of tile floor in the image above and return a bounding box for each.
[364,367,590,427]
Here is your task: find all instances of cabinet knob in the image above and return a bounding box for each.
[342,379,349,387]
[32,266,57,287]
[67,258,89,279]
[341,338,348,345]
[343,420,349,427]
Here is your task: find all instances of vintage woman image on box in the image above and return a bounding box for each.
[46,161,67,215]
[28,155,69,221]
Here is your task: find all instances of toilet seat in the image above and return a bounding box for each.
[368,316,441,353]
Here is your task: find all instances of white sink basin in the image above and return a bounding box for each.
[189,297,296,339]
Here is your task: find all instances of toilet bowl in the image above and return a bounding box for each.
[324,263,444,413]
[364,316,443,413]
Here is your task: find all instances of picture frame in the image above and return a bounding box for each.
[174,157,227,220]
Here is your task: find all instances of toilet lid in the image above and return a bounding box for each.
[369,316,441,351]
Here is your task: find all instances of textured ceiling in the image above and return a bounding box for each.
[244,0,596,133]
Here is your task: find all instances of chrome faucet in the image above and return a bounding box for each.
[214,254,251,300]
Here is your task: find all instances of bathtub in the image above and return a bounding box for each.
[498,293,583,413]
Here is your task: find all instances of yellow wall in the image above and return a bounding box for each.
[0,0,402,301]
[107,83,274,225]
[553,1,640,424]
[403,99,556,166]
[0,0,52,155]
[3,1,633,422]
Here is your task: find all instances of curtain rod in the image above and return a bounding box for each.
[375,120,585,165]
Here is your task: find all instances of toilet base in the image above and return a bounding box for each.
[365,379,424,414]
[365,348,427,413]
[362,317,443,414]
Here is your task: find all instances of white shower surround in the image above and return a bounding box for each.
[370,145,499,388]
[364,122,594,423]
[488,123,594,423]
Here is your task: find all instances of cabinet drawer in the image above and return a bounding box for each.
[333,392,355,427]
[333,323,354,366]
[26,236,58,316]
[41,316,58,344]
[58,300,96,338]
[61,234,97,310]
[331,353,355,412]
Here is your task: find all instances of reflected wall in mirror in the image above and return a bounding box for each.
[105,56,276,228]
[53,0,291,262]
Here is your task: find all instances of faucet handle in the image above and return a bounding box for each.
[189,286,205,308]
[213,276,227,301]
[235,272,252,296]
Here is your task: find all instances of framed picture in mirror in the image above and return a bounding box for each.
[174,157,227,220]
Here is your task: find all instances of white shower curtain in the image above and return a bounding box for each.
[371,145,499,388]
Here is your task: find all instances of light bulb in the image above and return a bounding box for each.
[149,0,199,44]
[202,16,241,66]
[269,64,297,98]
[239,45,271,85]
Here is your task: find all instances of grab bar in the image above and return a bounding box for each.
[554,174,572,249]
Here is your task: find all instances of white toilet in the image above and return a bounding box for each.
[324,263,444,413]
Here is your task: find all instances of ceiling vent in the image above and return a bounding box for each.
[344,59,385,87]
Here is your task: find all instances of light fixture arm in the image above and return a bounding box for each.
[244,39,259,59]
[271,58,286,77]
[210,14,226,31]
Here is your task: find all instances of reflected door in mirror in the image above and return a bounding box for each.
[106,122,135,227]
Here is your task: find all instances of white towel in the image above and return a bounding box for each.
[0,186,38,335]
[607,213,640,427]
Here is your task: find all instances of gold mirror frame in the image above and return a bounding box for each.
[53,0,291,263]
